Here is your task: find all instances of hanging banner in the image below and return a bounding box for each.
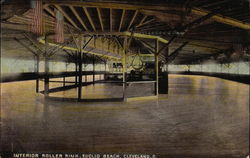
[55,10,64,43]
[30,0,43,35]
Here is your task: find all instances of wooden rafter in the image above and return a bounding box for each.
[136,15,147,28]
[69,6,89,31]
[38,37,121,60]
[24,34,44,54]
[44,1,250,30]
[44,6,55,17]
[138,23,167,31]
[44,1,184,11]
[43,5,75,31]
[14,38,38,56]
[83,7,96,31]
[127,10,138,30]
[96,8,104,31]
[137,18,155,28]
[119,9,126,32]
[192,8,250,30]
[54,5,80,30]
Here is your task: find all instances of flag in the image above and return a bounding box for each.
[31,0,43,35]
[55,10,64,43]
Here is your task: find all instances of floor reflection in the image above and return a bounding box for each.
[1,75,249,157]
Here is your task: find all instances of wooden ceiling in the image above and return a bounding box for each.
[1,0,250,64]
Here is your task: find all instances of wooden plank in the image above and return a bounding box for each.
[122,36,128,100]
[123,32,168,44]
[119,9,126,32]
[69,6,89,31]
[24,34,44,55]
[83,7,96,31]
[38,37,121,60]
[137,18,155,28]
[97,8,104,31]
[127,10,138,30]
[136,15,147,27]
[192,8,250,30]
[44,35,49,97]
[44,1,184,11]
[36,56,40,93]
[43,5,76,30]
[54,4,81,30]
[155,39,159,96]
[44,6,55,17]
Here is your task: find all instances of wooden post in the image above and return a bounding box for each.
[36,55,39,93]
[166,46,169,94]
[44,35,49,97]
[123,36,127,100]
[155,39,159,96]
[78,38,83,101]
[104,61,107,80]
[85,65,87,82]
[93,55,95,84]
[75,52,78,85]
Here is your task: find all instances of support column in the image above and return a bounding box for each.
[93,55,95,84]
[77,36,83,101]
[155,39,159,96]
[75,52,78,85]
[78,49,82,101]
[165,46,169,94]
[159,46,168,94]
[85,65,87,82]
[123,37,127,100]
[104,61,107,80]
[36,55,40,93]
[44,35,49,97]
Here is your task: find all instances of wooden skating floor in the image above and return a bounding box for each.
[1,75,249,157]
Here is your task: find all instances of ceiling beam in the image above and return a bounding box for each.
[136,15,147,28]
[83,7,96,31]
[96,8,104,31]
[43,5,76,31]
[69,6,89,31]
[192,8,250,30]
[127,10,138,31]
[54,5,81,30]
[38,37,121,60]
[137,18,155,28]
[59,31,169,44]
[24,33,44,54]
[44,1,184,11]
[44,6,55,17]
[14,38,38,56]
[118,9,126,32]
[123,32,168,43]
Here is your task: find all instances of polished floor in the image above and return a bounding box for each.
[1,75,249,157]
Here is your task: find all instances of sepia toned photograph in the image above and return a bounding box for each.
[0,0,249,158]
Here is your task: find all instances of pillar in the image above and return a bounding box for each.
[44,35,49,97]
[78,51,82,101]
[63,76,66,87]
[78,37,83,101]
[165,46,169,94]
[123,37,127,100]
[104,61,107,80]
[159,58,168,94]
[36,55,39,93]
[75,52,78,85]
[155,39,159,96]
[93,55,95,84]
